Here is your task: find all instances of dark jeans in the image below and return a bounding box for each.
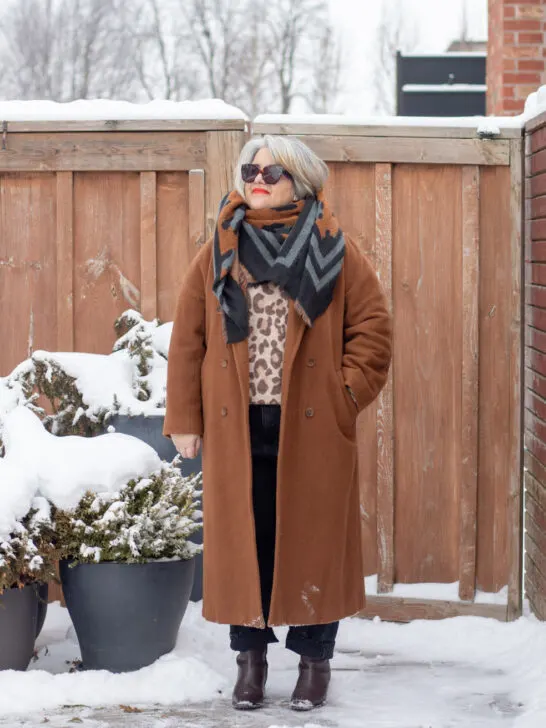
[229,404,339,660]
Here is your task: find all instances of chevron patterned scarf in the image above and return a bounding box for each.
[212,190,345,344]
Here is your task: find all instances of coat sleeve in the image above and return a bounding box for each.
[342,239,392,413]
[163,247,208,437]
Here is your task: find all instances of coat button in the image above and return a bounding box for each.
[305,408,314,418]
[221,359,228,368]
[307,358,316,367]
[221,407,228,417]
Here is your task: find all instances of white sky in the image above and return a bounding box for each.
[328,0,489,114]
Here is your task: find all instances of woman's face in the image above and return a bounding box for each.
[244,147,296,210]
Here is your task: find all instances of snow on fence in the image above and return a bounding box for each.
[253,114,525,623]
[0,100,530,622]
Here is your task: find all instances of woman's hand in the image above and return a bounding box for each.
[172,434,202,459]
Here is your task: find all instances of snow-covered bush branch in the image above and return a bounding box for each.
[54,464,202,565]
[0,498,57,593]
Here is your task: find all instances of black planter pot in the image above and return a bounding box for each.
[60,557,195,672]
[0,584,40,670]
[36,583,49,638]
[108,414,203,602]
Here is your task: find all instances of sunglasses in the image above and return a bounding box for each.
[241,163,292,185]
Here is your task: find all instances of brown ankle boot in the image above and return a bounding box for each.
[232,648,268,710]
[290,656,331,711]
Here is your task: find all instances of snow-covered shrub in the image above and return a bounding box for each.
[54,463,202,565]
[9,355,110,437]
[1,309,173,440]
[0,498,57,593]
[113,310,167,407]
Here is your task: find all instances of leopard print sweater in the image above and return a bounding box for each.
[247,281,289,405]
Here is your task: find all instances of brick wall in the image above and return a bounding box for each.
[525,111,546,619]
[488,0,546,115]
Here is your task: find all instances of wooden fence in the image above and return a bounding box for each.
[0,119,247,370]
[0,116,525,622]
[254,119,524,622]
[524,110,546,620]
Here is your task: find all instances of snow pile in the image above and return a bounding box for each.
[1,407,161,510]
[0,99,246,122]
[254,111,524,132]
[523,85,546,124]
[365,574,508,605]
[0,458,37,537]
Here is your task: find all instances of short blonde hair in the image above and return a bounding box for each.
[234,135,329,200]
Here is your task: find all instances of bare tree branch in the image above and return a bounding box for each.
[373,0,419,116]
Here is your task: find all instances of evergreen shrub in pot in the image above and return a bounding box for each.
[0,493,56,671]
[56,463,202,673]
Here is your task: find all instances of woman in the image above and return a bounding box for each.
[164,135,392,712]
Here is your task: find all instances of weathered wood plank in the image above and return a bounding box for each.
[393,165,462,584]
[375,163,394,594]
[56,172,74,351]
[459,166,480,601]
[205,130,246,239]
[324,162,379,576]
[0,173,58,373]
[3,119,246,133]
[73,173,141,353]
[189,169,206,248]
[477,166,512,593]
[358,596,507,623]
[0,132,207,172]
[507,139,524,621]
[140,172,157,320]
[261,136,510,166]
[252,121,522,140]
[156,172,193,321]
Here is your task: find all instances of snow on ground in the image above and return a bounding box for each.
[0,600,544,727]
[365,574,508,605]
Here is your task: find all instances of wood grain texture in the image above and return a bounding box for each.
[507,140,524,621]
[205,130,247,239]
[459,166,480,602]
[73,173,141,353]
[252,122,522,140]
[0,173,57,375]
[4,119,246,133]
[157,172,190,321]
[188,169,206,249]
[393,165,462,584]
[140,172,157,320]
[56,172,74,351]
[0,132,207,172]
[267,136,510,166]
[324,162,378,576]
[358,596,507,622]
[476,166,512,593]
[374,163,394,593]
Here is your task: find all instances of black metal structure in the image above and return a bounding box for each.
[396,51,487,117]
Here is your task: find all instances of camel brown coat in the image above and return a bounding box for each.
[164,234,392,628]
